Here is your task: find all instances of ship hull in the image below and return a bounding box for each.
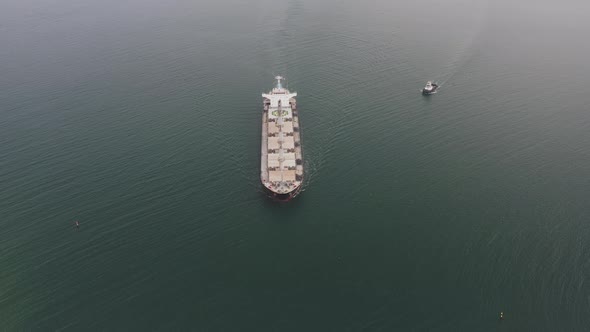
[262,183,302,201]
[260,78,303,201]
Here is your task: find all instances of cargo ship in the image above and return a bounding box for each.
[260,76,303,201]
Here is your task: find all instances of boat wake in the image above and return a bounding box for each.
[427,6,488,92]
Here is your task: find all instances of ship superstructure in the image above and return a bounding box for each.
[260,76,303,200]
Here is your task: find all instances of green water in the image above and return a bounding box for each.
[2,0,590,330]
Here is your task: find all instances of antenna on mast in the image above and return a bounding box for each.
[275,75,284,89]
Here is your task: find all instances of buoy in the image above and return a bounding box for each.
[500,312,504,320]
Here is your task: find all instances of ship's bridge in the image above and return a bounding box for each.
[261,91,297,108]
[261,76,297,108]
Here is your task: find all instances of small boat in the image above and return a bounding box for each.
[422,81,439,95]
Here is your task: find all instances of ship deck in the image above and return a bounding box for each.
[260,98,303,195]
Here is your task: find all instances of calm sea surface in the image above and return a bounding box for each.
[2,0,590,330]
